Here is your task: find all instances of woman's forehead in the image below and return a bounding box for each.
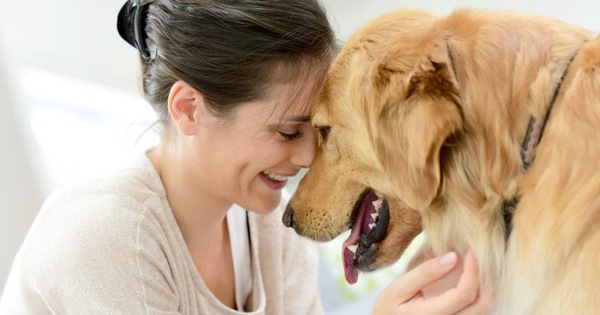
[233,61,327,126]
[263,81,318,119]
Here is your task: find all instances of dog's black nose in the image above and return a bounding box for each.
[282,203,295,228]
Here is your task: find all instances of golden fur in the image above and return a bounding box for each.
[286,9,600,314]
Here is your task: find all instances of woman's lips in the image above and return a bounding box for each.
[259,171,288,190]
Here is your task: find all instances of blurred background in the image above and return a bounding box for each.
[1,0,598,313]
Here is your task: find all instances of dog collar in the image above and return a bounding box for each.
[503,51,578,236]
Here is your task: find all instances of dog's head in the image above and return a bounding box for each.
[284,10,464,283]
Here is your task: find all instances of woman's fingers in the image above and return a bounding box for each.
[424,250,481,314]
[372,249,494,315]
[451,249,480,306]
[384,251,460,303]
[372,252,460,315]
[454,250,496,315]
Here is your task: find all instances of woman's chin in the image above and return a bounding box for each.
[242,192,282,215]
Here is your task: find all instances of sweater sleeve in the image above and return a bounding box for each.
[0,187,182,314]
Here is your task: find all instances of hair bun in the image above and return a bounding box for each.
[116,0,155,60]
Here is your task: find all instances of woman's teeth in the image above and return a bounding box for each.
[262,171,288,182]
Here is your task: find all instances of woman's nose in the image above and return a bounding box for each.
[290,128,317,168]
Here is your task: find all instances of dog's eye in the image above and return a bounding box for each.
[319,126,331,140]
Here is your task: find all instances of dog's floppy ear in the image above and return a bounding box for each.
[370,42,463,210]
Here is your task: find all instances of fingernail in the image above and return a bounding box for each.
[439,252,457,266]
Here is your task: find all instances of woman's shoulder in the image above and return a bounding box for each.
[12,155,177,288]
[29,155,171,254]
[3,164,179,313]
[45,154,165,217]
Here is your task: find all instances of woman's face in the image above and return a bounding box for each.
[192,81,318,214]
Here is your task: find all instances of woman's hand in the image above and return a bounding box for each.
[371,250,493,315]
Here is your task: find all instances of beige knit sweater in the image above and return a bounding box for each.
[0,155,323,314]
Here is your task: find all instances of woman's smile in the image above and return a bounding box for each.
[259,170,290,190]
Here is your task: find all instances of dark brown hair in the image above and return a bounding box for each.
[136,0,335,128]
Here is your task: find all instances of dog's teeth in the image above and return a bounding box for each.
[347,244,358,254]
[368,223,376,230]
[372,199,383,211]
[371,212,379,220]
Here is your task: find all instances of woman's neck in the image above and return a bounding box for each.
[148,146,237,308]
[147,146,231,247]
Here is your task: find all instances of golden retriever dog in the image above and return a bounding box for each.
[282,8,600,314]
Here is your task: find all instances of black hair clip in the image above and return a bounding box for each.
[117,0,155,61]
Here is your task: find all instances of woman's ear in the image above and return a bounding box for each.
[167,80,204,136]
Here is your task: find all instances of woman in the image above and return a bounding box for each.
[1,0,332,313]
[0,0,487,313]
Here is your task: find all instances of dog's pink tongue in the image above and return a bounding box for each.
[342,233,360,284]
[341,191,381,284]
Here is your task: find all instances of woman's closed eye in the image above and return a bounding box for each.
[279,130,304,141]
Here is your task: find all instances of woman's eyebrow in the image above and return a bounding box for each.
[285,115,311,122]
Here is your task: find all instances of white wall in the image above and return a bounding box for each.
[0,0,141,92]
[1,0,599,305]
[0,0,145,292]
[0,47,43,294]
[1,0,599,96]
[324,0,600,42]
